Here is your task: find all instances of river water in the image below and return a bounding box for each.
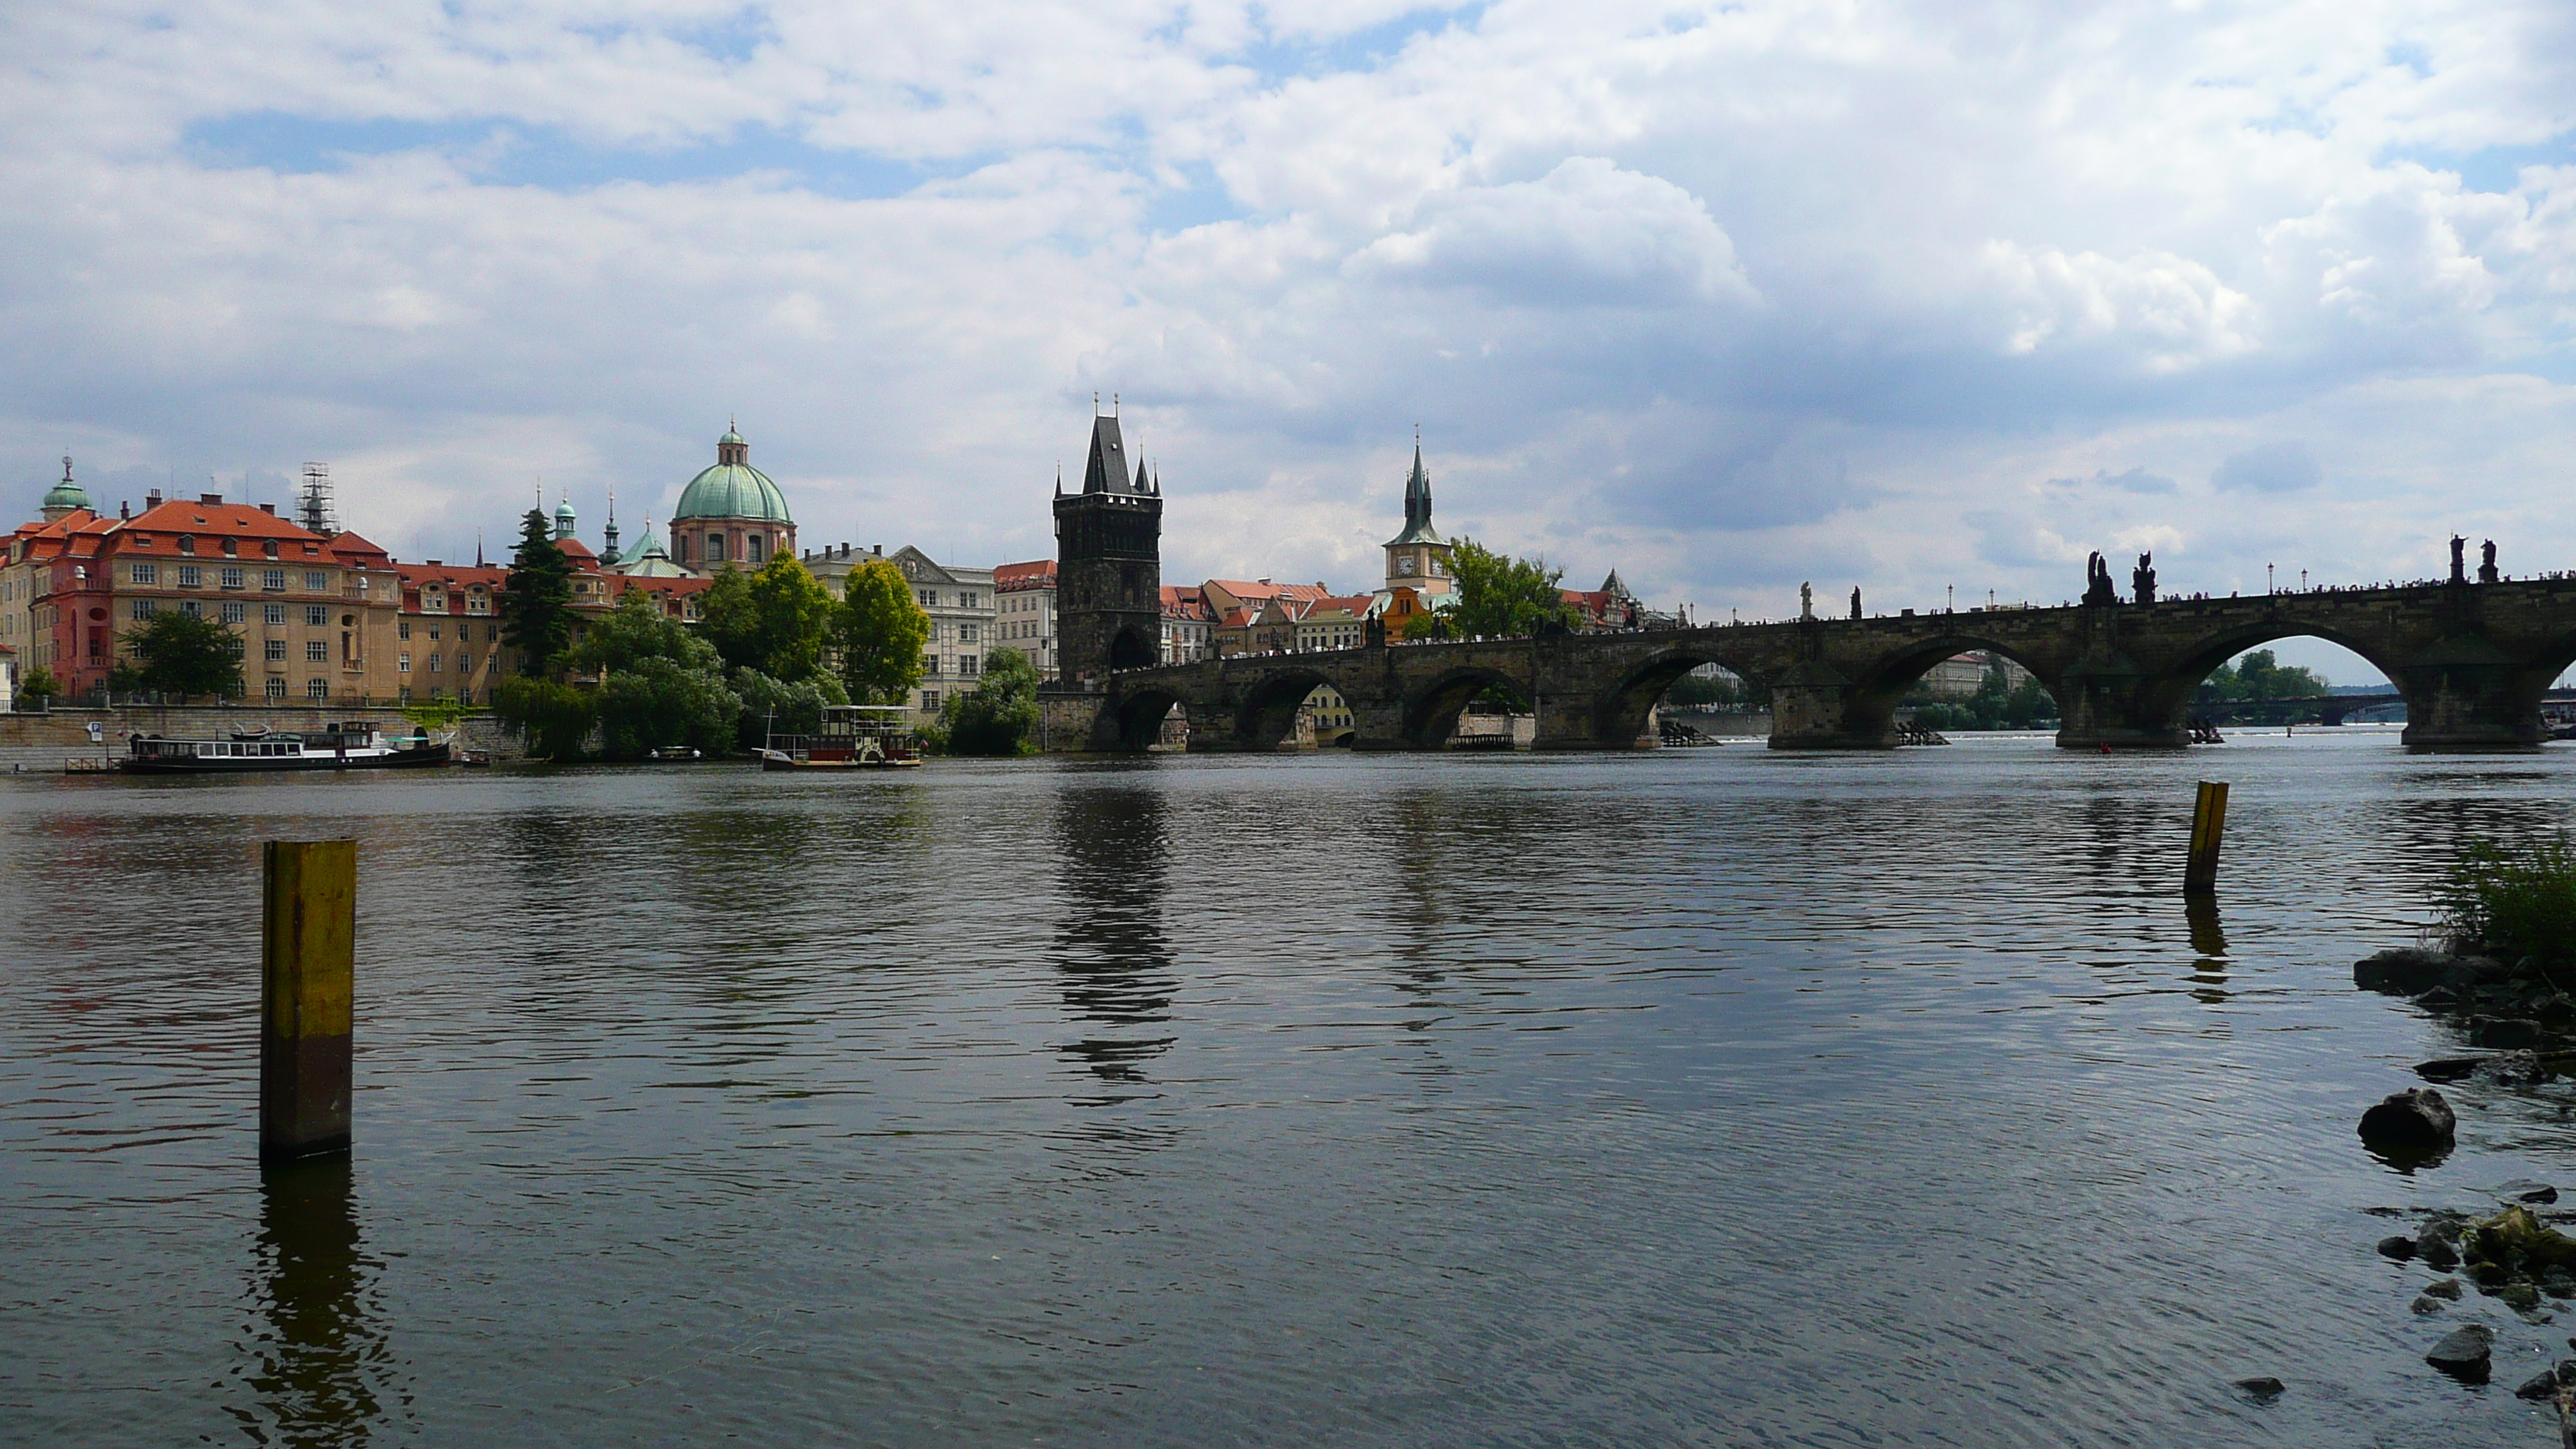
[3,730,2571,1446]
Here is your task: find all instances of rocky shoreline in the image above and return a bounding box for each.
[2353,945,2576,1425]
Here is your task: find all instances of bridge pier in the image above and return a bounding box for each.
[2055,666,2186,750]
[1765,667,1895,750]
[2396,661,2547,752]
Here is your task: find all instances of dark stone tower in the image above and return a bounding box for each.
[1053,412,1163,683]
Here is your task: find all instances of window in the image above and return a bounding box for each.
[179,536,197,554]
[264,678,286,700]
[264,603,286,625]
[222,537,239,557]
[922,653,939,676]
[455,688,472,705]
[132,599,156,619]
[921,690,939,711]
[960,623,977,643]
[222,567,244,589]
[263,540,279,559]
[426,653,441,672]
[226,636,244,658]
[265,639,286,661]
[305,570,327,591]
[487,624,500,642]
[221,601,245,624]
[748,535,765,564]
[458,653,475,673]
[706,534,725,563]
[179,564,202,587]
[428,623,440,641]
[263,570,286,590]
[130,563,157,584]
[305,605,327,626]
[961,655,979,677]
[466,591,488,615]
[398,620,411,639]
[307,678,328,700]
[180,600,201,618]
[920,589,937,607]
[306,640,327,662]
[397,653,411,673]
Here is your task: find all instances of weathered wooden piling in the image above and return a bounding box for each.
[2184,781,2229,896]
[262,840,356,1163]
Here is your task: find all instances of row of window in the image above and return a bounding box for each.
[130,564,329,591]
[133,599,337,626]
[680,533,773,566]
[159,535,308,560]
[260,679,334,700]
[1003,619,1048,640]
[920,653,982,678]
[395,653,488,673]
[399,621,499,641]
[919,589,986,609]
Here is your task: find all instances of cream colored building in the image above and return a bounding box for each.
[807,543,994,724]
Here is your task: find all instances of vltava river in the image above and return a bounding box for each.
[3,731,2569,1446]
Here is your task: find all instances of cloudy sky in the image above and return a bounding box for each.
[7,0,2574,680]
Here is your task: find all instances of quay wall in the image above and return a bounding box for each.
[0,706,527,773]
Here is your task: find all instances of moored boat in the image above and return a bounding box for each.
[759,705,922,770]
[116,722,453,773]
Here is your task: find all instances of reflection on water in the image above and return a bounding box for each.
[228,1160,407,1446]
[1052,772,1177,1094]
[2186,895,2229,1003]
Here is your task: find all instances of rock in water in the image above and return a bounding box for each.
[2518,1369,2561,1400]
[2378,1235,2417,1261]
[2424,1278,2464,1301]
[2231,1376,2284,1402]
[2426,1324,2493,1382]
[2359,1088,2458,1153]
[2355,948,2457,995]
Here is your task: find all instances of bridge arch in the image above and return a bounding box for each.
[2141,622,2408,738]
[1234,668,1334,751]
[1101,686,1188,752]
[1403,665,1528,748]
[1591,647,1778,747]
[1109,626,1157,672]
[1838,635,2066,741]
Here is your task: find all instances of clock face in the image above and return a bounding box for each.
[1397,555,1416,574]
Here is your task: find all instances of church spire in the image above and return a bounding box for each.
[1404,439,1431,533]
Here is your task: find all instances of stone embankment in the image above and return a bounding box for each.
[2352,944,2576,1425]
[0,705,526,772]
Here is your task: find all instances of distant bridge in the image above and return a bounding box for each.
[1072,578,2576,753]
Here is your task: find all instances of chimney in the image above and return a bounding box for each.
[872,543,882,557]
[259,502,276,515]
[146,488,163,508]
[199,492,224,505]
[119,502,130,519]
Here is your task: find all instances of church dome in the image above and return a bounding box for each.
[673,424,791,524]
[42,457,88,514]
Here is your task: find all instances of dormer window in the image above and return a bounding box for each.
[179,536,197,554]
[221,538,238,557]
[263,540,279,559]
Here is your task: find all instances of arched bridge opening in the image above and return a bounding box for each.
[1404,666,1529,749]
[1235,670,1334,752]
[1595,650,1773,748]
[1841,638,2064,745]
[1102,687,1187,752]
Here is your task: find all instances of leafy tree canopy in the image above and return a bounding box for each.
[501,510,577,673]
[731,666,850,752]
[2202,649,2331,701]
[18,666,60,702]
[834,557,932,704]
[568,587,722,677]
[701,554,836,682]
[122,610,243,699]
[492,677,597,761]
[595,657,741,760]
[1410,538,1580,641]
[940,646,1040,756]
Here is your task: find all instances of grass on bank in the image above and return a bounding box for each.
[2436,833,2576,975]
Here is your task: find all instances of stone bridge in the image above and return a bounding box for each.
[1074,578,2576,753]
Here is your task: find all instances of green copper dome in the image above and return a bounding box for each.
[41,457,88,513]
[672,425,791,524]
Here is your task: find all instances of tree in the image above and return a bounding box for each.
[492,677,598,761]
[502,509,577,673]
[1441,537,1581,639]
[17,666,60,705]
[833,557,933,704]
[569,587,723,677]
[701,554,836,682]
[940,646,1040,756]
[731,666,850,752]
[2204,648,2330,702]
[595,658,741,759]
[121,610,243,699]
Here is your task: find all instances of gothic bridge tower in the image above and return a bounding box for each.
[1053,409,1163,683]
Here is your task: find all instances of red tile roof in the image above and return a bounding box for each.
[996,559,1057,586]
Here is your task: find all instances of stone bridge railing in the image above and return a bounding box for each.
[1071,578,2576,754]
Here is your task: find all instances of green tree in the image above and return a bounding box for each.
[701,554,836,681]
[492,677,598,760]
[595,658,741,759]
[833,557,933,704]
[1427,538,1581,640]
[502,509,577,673]
[120,610,243,699]
[2204,648,2330,702]
[940,646,1040,756]
[17,665,60,704]
[731,666,850,752]
[569,587,723,677]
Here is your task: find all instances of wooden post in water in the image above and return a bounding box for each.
[2184,782,2228,896]
[262,840,356,1163]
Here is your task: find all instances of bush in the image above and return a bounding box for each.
[731,667,849,752]
[940,647,1040,756]
[2435,834,2576,973]
[598,658,740,759]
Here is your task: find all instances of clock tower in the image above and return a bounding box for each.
[1382,441,1452,596]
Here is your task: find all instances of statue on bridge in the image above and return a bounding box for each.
[1850,587,1862,620]
[2083,552,2119,607]
[1800,581,1814,621]
[2451,534,2467,585]
[2480,539,2501,585]
[2132,551,2156,605]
